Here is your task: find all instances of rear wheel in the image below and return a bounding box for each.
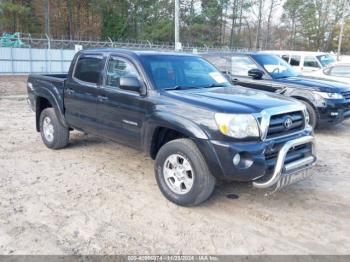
[155,138,216,206]
[301,100,317,129]
[40,108,69,149]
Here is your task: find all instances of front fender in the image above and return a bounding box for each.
[284,88,320,107]
[142,111,209,154]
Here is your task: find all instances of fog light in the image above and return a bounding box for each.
[233,153,241,166]
[330,112,339,116]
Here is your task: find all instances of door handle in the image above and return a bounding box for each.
[66,88,75,95]
[97,95,108,102]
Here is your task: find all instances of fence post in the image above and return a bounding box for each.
[61,48,64,73]
[108,37,114,47]
[45,34,51,73]
[10,47,14,74]
[29,45,33,74]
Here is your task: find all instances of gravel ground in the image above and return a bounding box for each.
[0,76,350,255]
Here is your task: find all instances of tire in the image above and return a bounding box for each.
[39,108,69,149]
[300,100,318,129]
[155,138,216,206]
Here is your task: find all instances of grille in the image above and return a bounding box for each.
[266,111,304,139]
[265,143,313,173]
[342,91,350,100]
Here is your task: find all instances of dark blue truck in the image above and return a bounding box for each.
[202,52,350,129]
[27,49,316,206]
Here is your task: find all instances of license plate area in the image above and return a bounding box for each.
[269,167,313,194]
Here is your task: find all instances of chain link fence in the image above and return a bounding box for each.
[0,34,252,75]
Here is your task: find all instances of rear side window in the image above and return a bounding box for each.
[304,56,320,68]
[74,55,103,84]
[282,55,290,62]
[329,66,350,77]
[290,55,301,66]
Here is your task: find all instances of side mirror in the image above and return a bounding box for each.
[248,69,264,80]
[119,76,142,93]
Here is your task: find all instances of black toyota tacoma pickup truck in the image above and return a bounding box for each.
[202,52,350,129]
[27,49,316,206]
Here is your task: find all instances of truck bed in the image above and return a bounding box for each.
[27,73,68,115]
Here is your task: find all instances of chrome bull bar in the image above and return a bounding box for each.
[253,135,316,190]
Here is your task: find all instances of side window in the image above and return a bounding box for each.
[281,55,290,63]
[106,57,140,88]
[290,55,301,66]
[231,56,258,76]
[74,55,103,84]
[304,56,320,68]
[329,66,350,77]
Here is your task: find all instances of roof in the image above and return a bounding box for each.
[200,51,264,56]
[80,48,197,57]
[260,50,330,56]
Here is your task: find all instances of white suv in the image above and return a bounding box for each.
[261,51,337,76]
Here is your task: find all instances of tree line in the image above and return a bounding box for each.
[0,0,349,52]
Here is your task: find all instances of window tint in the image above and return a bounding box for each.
[290,55,301,66]
[74,55,102,84]
[140,55,230,90]
[317,54,336,67]
[253,54,299,79]
[304,56,320,68]
[329,66,350,78]
[204,56,231,73]
[106,57,140,88]
[282,55,290,62]
[231,56,258,76]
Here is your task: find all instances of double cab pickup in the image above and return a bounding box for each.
[27,49,317,206]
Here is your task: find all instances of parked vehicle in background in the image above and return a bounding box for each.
[202,52,350,128]
[27,49,317,206]
[311,63,350,85]
[261,51,337,76]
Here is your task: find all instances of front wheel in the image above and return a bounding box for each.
[155,138,216,206]
[301,100,318,129]
[40,108,69,149]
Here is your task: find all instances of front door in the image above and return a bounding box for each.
[95,55,147,149]
[230,55,276,92]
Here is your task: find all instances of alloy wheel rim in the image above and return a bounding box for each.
[43,116,54,142]
[163,154,194,195]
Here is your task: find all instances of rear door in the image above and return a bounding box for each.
[230,55,276,92]
[95,55,147,149]
[64,54,104,133]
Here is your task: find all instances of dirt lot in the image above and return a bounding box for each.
[0,76,350,255]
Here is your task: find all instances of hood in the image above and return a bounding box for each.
[161,86,300,114]
[274,75,350,93]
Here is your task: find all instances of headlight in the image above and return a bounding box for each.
[215,113,260,139]
[314,91,343,99]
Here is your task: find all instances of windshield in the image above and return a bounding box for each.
[317,54,336,67]
[139,55,231,90]
[253,54,299,79]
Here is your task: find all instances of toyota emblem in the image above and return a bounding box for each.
[284,117,293,129]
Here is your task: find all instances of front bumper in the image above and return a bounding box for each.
[317,99,350,125]
[252,135,316,189]
[196,129,316,189]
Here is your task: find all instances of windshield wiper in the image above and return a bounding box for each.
[202,83,228,88]
[163,85,196,91]
[275,76,290,79]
